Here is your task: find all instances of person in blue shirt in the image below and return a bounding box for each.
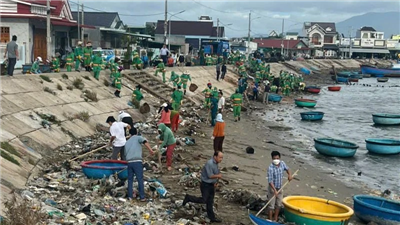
[267,151,293,222]
[141,54,149,69]
[252,82,259,101]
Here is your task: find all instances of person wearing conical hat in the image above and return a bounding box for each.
[179,70,191,95]
[83,41,93,72]
[132,51,143,70]
[66,49,75,72]
[74,41,83,72]
[92,50,103,80]
[154,58,166,83]
[30,57,42,74]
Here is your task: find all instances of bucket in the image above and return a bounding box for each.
[189,83,198,92]
[246,147,254,154]
[139,103,150,114]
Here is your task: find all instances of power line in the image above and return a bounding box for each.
[191,0,233,14]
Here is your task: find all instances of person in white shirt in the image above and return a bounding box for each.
[218,90,225,113]
[106,116,131,160]
[118,111,133,136]
[160,45,169,64]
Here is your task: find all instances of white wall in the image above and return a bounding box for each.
[0,18,31,64]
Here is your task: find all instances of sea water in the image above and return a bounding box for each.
[264,78,400,194]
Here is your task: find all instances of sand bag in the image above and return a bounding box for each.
[139,103,150,114]
[189,83,198,92]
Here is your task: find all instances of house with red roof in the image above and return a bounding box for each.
[253,39,310,59]
[0,0,93,65]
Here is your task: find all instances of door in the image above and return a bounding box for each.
[33,29,47,61]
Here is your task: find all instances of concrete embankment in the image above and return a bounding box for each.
[0,59,390,213]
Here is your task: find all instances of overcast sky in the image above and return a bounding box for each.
[73,0,400,37]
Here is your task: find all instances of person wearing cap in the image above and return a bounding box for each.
[92,50,103,80]
[157,123,176,171]
[124,127,154,202]
[66,50,75,72]
[179,71,191,95]
[154,58,166,82]
[106,116,131,160]
[170,71,180,88]
[83,41,93,71]
[263,81,271,104]
[212,113,225,152]
[132,85,143,109]
[171,86,183,111]
[230,89,243,122]
[118,111,133,136]
[74,41,83,72]
[158,103,171,127]
[51,54,60,73]
[30,57,42,74]
[202,83,213,109]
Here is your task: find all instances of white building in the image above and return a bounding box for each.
[302,22,338,57]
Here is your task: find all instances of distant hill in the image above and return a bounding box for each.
[336,12,400,38]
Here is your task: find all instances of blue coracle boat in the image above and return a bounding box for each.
[372,114,400,125]
[314,138,359,157]
[300,111,324,121]
[81,160,128,179]
[249,213,280,225]
[361,65,400,77]
[353,195,400,225]
[268,94,283,103]
[336,77,348,83]
[365,139,400,155]
[300,67,311,75]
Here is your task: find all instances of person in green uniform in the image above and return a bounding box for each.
[202,83,213,109]
[30,57,42,74]
[74,41,83,72]
[171,86,183,111]
[230,89,243,122]
[179,71,191,95]
[132,52,143,70]
[114,66,123,97]
[92,51,103,80]
[255,71,262,84]
[51,55,60,73]
[155,59,166,83]
[132,85,143,109]
[211,87,219,99]
[199,47,205,66]
[83,42,93,72]
[66,50,75,72]
[170,71,180,88]
[217,55,223,64]
[210,94,218,127]
[205,54,212,66]
[110,58,120,87]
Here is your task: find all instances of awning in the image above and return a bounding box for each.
[125,33,153,39]
[51,20,95,29]
[147,41,182,48]
[323,44,339,50]
[99,27,126,34]
[339,48,390,54]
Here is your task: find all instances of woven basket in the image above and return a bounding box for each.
[139,103,150,114]
[189,83,198,92]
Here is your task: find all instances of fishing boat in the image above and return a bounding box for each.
[283,196,354,225]
[300,111,324,121]
[363,74,371,78]
[372,113,400,125]
[377,77,389,82]
[365,139,400,155]
[81,160,128,179]
[305,86,321,94]
[268,93,283,103]
[249,213,280,225]
[336,77,349,83]
[360,65,400,77]
[353,195,400,224]
[314,138,359,157]
[349,78,359,82]
[295,99,317,108]
[328,86,341,91]
[350,74,363,79]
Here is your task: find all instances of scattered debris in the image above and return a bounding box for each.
[56,83,63,91]
[39,75,52,83]
[74,111,90,122]
[72,78,84,90]
[61,73,69,79]
[43,87,56,95]
[83,75,91,80]
[103,79,110,87]
[82,90,98,102]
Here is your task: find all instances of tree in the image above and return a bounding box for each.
[145,24,156,36]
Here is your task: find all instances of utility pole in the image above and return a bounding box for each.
[247,12,251,54]
[163,0,168,45]
[281,18,284,56]
[216,18,219,41]
[349,26,353,59]
[46,0,51,60]
[77,1,80,42]
[81,3,84,41]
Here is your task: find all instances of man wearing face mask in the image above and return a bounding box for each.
[267,151,292,222]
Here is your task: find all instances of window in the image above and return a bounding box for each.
[324,36,333,43]
[362,33,368,39]
[0,27,10,43]
[326,27,332,32]
[370,33,376,38]
[312,33,322,45]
